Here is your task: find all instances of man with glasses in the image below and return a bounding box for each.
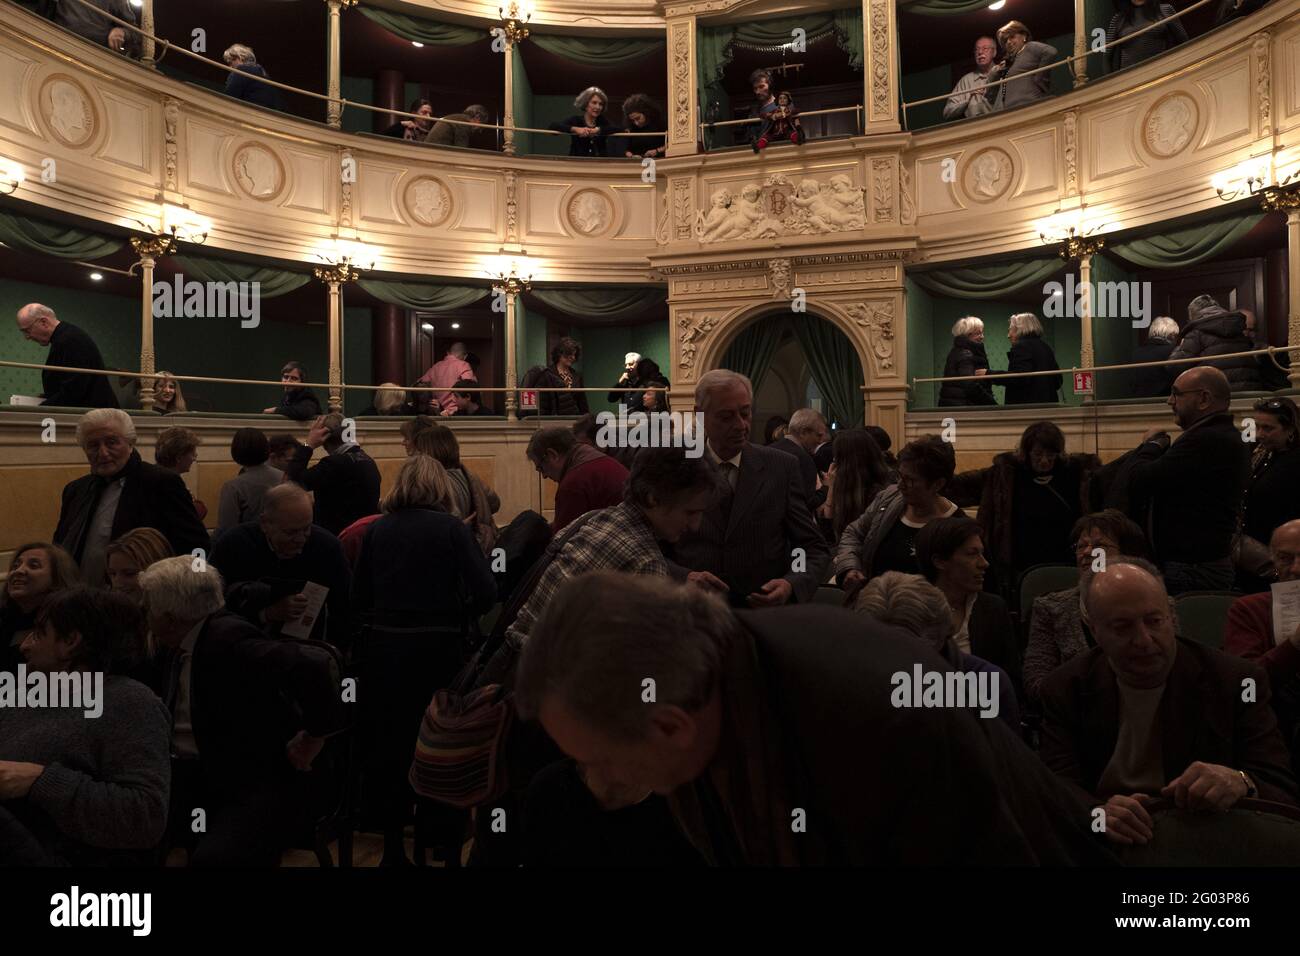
[1123,366,1249,594]
[944,37,997,121]
[209,483,352,647]
[14,303,118,409]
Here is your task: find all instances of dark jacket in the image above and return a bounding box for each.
[425,113,479,148]
[1131,338,1177,398]
[1107,2,1188,73]
[670,443,830,605]
[53,449,209,565]
[939,336,996,406]
[54,0,138,52]
[968,591,1021,700]
[1242,447,1300,546]
[209,522,353,648]
[1169,296,1265,391]
[613,121,665,158]
[547,114,612,157]
[1126,411,1250,564]
[986,40,1057,110]
[41,322,119,409]
[772,435,824,511]
[997,334,1061,405]
[284,442,381,535]
[1039,638,1299,805]
[536,365,589,417]
[667,604,1115,865]
[225,63,279,110]
[1216,0,1271,25]
[270,387,322,421]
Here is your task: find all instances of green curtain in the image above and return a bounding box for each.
[791,313,865,427]
[720,315,786,392]
[527,287,666,322]
[171,255,311,298]
[898,0,993,14]
[832,8,864,71]
[909,259,1062,299]
[357,280,488,311]
[1107,213,1266,269]
[531,35,664,65]
[357,7,483,45]
[0,209,123,260]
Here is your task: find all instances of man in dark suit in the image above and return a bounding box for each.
[139,556,343,866]
[16,303,119,409]
[282,413,381,535]
[1040,560,1298,848]
[54,409,209,585]
[772,408,827,511]
[670,370,829,606]
[516,571,1115,865]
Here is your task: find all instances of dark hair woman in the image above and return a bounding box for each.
[547,87,612,157]
[1,542,79,673]
[938,316,996,406]
[537,337,589,417]
[764,416,789,445]
[616,93,665,159]
[946,420,1100,603]
[2,588,170,864]
[1106,0,1188,74]
[382,98,435,141]
[218,428,283,532]
[819,428,894,542]
[1238,396,1300,590]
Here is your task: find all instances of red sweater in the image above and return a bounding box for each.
[553,450,629,532]
[1224,592,1300,687]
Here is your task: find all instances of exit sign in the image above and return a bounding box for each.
[1073,371,1094,394]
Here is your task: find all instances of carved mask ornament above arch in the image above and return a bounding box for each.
[38,74,97,149]
[230,142,287,202]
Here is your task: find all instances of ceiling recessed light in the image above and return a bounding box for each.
[421,322,435,331]
[412,41,424,48]
[988,1,1006,9]
[90,272,103,281]
[451,322,460,329]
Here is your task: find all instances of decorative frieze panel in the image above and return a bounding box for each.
[695,172,866,243]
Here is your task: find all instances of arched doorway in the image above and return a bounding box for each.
[717,309,866,439]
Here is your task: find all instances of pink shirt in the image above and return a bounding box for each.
[420,355,473,412]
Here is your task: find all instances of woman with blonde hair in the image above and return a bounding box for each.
[153,372,187,414]
[105,527,174,601]
[361,383,409,416]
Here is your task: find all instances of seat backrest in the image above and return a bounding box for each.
[1018,564,1079,623]
[1119,802,1300,866]
[1173,591,1239,650]
[814,585,847,607]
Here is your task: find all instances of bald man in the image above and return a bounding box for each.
[1040,560,1298,846]
[15,303,118,409]
[1124,366,1249,594]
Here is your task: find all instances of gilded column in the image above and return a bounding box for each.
[864,0,899,133]
[326,280,343,412]
[325,1,357,129]
[666,14,698,158]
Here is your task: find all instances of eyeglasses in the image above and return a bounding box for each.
[1169,387,1208,399]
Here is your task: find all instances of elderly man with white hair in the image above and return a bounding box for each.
[993,312,1061,405]
[138,556,342,866]
[669,369,829,606]
[607,351,644,409]
[15,303,118,409]
[771,407,828,511]
[53,408,208,585]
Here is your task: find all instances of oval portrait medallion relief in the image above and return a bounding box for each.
[566,189,614,237]
[39,75,96,149]
[403,176,453,227]
[1143,92,1198,159]
[230,142,286,202]
[962,147,1014,204]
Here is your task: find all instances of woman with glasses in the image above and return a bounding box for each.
[1238,396,1300,590]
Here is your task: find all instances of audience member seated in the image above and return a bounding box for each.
[450,381,496,416]
[915,516,1021,696]
[1023,510,1150,706]
[865,424,900,470]
[615,94,665,159]
[155,425,207,522]
[944,36,997,121]
[1,542,78,673]
[105,527,172,601]
[152,372,187,414]
[938,316,995,406]
[424,104,490,148]
[0,588,168,865]
[381,98,433,141]
[1040,560,1298,848]
[855,571,1020,729]
[209,484,352,647]
[515,572,1113,864]
[986,21,1057,111]
[51,0,139,55]
[478,447,716,686]
[1238,396,1300,586]
[773,408,829,511]
[1169,294,1265,392]
[635,358,671,409]
[138,558,343,866]
[222,44,278,110]
[549,87,613,157]
[537,337,589,417]
[262,361,321,420]
[1106,366,1248,593]
[418,341,475,416]
[217,428,284,533]
[1225,520,1300,768]
[528,425,628,535]
[15,303,118,409]
[266,433,302,472]
[352,455,497,865]
[282,413,381,536]
[358,383,410,416]
[948,421,1097,602]
[996,313,1061,405]
[1131,316,1180,398]
[607,352,643,409]
[836,435,958,592]
[1107,0,1188,73]
[54,409,208,586]
[818,428,893,545]
[670,371,830,608]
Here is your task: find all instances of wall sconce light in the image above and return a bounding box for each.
[489,253,535,294]
[0,157,26,195]
[1213,155,1300,211]
[498,0,534,44]
[314,238,377,283]
[1034,206,1107,260]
